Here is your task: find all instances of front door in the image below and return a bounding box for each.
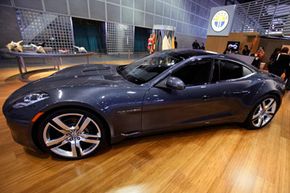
[142,58,226,131]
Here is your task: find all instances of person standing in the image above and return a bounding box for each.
[268,48,281,72]
[256,46,265,61]
[242,45,250,55]
[200,43,205,50]
[147,34,155,54]
[174,37,178,49]
[252,46,265,69]
[269,48,281,63]
[270,47,290,81]
[192,40,200,49]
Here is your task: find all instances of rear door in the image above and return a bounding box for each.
[208,58,258,122]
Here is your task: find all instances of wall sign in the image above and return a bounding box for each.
[207,5,236,36]
[211,10,229,32]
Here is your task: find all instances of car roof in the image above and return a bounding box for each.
[156,49,256,70]
[160,48,218,57]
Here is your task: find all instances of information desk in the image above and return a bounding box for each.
[1,51,95,81]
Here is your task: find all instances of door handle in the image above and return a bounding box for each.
[202,95,209,100]
[231,90,250,95]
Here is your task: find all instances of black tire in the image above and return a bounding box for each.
[245,95,280,130]
[36,108,108,159]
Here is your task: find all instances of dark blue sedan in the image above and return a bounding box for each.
[3,49,285,159]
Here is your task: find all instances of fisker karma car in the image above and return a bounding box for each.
[3,49,285,159]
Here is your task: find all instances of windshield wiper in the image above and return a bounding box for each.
[124,74,144,84]
[116,65,127,73]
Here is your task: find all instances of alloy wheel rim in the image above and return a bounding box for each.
[251,98,277,128]
[43,113,101,158]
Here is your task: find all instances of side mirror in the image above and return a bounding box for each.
[166,76,185,90]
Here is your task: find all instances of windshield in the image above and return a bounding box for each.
[117,52,186,84]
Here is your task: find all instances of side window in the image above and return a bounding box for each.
[219,60,252,81]
[172,59,212,86]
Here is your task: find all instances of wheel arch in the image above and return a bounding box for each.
[259,91,282,106]
[31,103,112,150]
[248,90,282,117]
[244,90,282,127]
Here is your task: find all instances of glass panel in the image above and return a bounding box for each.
[219,60,252,80]
[173,59,212,86]
[16,9,74,52]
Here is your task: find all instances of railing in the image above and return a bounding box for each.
[231,0,290,37]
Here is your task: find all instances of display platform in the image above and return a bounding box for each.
[0,50,95,81]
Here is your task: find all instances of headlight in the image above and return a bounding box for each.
[13,92,49,109]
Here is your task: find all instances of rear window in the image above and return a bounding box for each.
[219,60,252,80]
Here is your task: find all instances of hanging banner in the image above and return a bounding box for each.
[207,5,236,36]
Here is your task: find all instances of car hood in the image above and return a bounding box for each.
[34,64,130,88]
[53,64,119,77]
[9,64,133,99]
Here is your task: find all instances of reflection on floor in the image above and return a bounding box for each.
[0,63,289,193]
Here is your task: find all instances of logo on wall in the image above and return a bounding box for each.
[211,10,229,32]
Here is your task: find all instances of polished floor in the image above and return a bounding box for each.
[0,63,289,193]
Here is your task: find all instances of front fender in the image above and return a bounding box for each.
[36,101,116,137]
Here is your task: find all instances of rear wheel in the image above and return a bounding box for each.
[246,95,279,129]
[37,109,107,159]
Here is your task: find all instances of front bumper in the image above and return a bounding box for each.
[6,117,39,151]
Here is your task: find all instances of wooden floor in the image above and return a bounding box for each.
[0,63,289,193]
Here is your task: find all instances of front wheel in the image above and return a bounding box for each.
[246,96,279,129]
[37,109,107,159]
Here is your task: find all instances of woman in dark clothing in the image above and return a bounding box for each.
[200,43,205,50]
[268,48,281,72]
[174,37,178,49]
[242,45,250,55]
[270,47,290,80]
[269,48,281,63]
[192,40,200,49]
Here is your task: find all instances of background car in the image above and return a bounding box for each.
[3,49,285,159]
